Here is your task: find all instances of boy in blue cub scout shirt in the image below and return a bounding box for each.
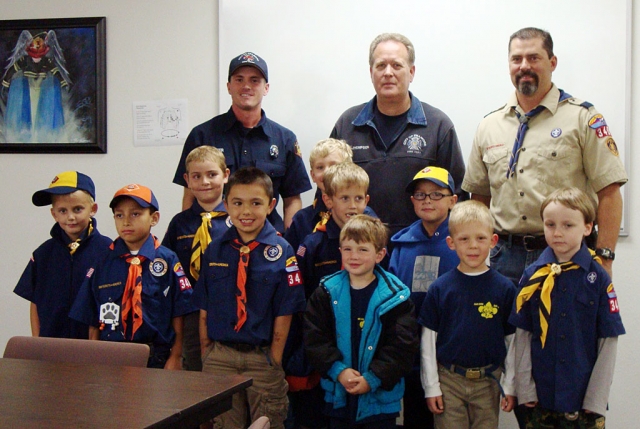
[388,166,459,429]
[419,201,517,429]
[193,167,306,429]
[510,188,625,428]
[70,184,195,369]
[304,215,419,429]
[14,171,111,339]
[162,146,231,371]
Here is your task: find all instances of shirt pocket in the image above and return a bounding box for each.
[256,160,287,180]
[535,144,582,187]
[483,147,509,190]
[575,284,599,322]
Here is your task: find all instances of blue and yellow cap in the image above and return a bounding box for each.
[32,171,96,206]
[109,184,159,211]
[405,166,455,194]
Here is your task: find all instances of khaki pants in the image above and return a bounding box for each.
[202,341,288,429]
[434,364,501,429]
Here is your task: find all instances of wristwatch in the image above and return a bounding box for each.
[595,248,615,260]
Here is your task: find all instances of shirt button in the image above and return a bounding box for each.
[560,358,566,363]
[590,301,595,306]
[522,215,527,220]
[333,300,338,305]
[521,147,526,152]
[519,192,524,196]
[368,346,373,350]
[243,150,248,155]
[552,152,557,157]
[562,288,567,292]
[561,312,567,317]
[560,334,566,340]
[519,169,524,173]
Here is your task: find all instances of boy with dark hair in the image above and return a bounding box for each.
[194,167,306,429]
[510,187,625,428]
[70,184,195,369]
[304,214,419,428]
[14,171,111,339]
[162,145,230,371]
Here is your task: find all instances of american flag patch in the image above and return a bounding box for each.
[296,245,306,257]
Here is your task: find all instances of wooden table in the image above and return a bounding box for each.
[0,358,252,428]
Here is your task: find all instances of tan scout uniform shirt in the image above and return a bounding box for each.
[462,84,627,235]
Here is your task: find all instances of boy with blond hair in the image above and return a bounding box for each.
[194,167,306,429]
[70,184,195,369]
[510,188,625,428]
[14,171,112,339]
[419,201,517,429]
[285,138,353,252]
[162,145,230,371]
[388,166,459,429]
[304,215,419,428]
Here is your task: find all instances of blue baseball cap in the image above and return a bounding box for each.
[228,52,268,82]
[32,171,96,206]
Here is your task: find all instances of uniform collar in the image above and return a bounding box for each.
[221,220,280,247]
[112,234,158,260]
[534,242,593,271]
[221,107,272,137]
[189,199,226,215]
[507,83,561,117]
[352,92,427,127]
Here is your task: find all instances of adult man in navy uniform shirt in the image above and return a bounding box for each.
[331,33,466,239]
[174,52,311,232]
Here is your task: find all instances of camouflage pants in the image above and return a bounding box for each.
[524,406,605,429]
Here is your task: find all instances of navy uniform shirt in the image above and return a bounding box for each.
[285,189,379,253]
[161,200,230,287]
[173,108,312,232]
[419,268,516,369]
[70,234,196,347]
[14,219,111,339]
[331,93,467,236]
[509,245,625,413]
[193,221,306,346]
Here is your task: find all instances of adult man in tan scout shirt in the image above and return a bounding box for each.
[463,27,626,281]
[463,27,627,428]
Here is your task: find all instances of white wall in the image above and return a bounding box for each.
[0,1,638,427]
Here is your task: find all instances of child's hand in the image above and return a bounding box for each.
[524,401,538,408]
[337,368,361,390]
[345,376,371,395]
[427,396,444,414]
[501,395,516,412]
[164,354,182,370]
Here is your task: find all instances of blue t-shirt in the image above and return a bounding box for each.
[419,267,516,368]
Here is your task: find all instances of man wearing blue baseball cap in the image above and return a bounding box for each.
[173,52,311,233]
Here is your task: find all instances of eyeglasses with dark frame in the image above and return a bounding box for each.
[412,191,453,201]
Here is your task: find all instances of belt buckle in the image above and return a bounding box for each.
[522,235,538,252]
[465,368,482,379]
[564,411,579,421]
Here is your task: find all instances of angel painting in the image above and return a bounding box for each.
[1,30,71,143]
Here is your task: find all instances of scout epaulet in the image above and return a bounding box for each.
[483,103,507,118]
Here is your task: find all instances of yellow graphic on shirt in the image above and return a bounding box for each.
[476,302,499,319]
[358,317,365,329]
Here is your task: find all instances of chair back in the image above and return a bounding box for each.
[3,336,150,367]
[248,416,270,429]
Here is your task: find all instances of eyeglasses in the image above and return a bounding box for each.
[412,191,453,201]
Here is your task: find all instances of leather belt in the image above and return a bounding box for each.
[498,234,547,251]
[441,362,499,380]
[218,341,260,353]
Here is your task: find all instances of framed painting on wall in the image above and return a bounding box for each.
[0,17,106,153]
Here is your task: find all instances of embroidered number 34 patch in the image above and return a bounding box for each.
[607,284,620,313]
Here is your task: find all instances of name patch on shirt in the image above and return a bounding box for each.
[209,262,229,267]
[98,281,122,290]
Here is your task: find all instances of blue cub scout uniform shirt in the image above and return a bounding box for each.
[192,221,306,346]
[173,109,312,232]
[70,234,196,347]
[419,268,516,369]
[14,220,111,339]
[509,244,625,413]
[161,200,230,287]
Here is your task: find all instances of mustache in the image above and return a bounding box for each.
[516,70,538,82]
